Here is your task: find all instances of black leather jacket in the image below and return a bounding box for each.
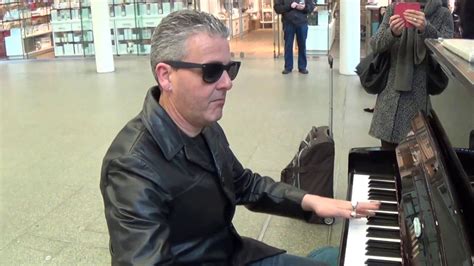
[100,86,311,265]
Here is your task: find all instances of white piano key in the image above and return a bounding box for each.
[367,187,397,193]
[344,174,370,266]
[370,178,395,183]
[366,236,401,243]
[343,174,402,266]
[374,210,399,215]
[366,255,403,263]
[366,224,400,230]
[380,200,398,204]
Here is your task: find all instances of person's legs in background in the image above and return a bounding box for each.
[295,23,308,74]
[283,22,296,74]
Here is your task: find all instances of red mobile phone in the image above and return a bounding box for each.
[394,2,421,28]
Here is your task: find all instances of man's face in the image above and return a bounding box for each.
[168,33,233,129]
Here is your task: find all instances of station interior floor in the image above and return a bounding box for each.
[1,34,473,264]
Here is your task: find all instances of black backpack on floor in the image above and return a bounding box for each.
[281,126,335,225]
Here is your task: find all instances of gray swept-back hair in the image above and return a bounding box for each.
[150,10,229,83]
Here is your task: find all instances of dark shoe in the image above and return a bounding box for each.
[282,69,292,74]
[363,107,374,113]
[299,69,309,74]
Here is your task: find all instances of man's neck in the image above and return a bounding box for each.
[158,97,202,137]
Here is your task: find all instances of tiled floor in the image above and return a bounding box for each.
[229,29,281,58]
[0,49,472,264]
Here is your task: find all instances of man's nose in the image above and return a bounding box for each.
[216,71,233,90]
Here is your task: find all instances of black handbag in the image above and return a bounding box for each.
[427,54,449,95]
[355,51,390,95]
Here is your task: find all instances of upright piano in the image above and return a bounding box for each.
[338,111,474,265]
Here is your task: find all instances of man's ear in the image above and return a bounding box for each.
[155,63,173,91]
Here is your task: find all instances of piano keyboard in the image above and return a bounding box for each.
[343,174,402,266]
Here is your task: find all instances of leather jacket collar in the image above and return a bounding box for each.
[141,86,184,161]
[140,86,225,177]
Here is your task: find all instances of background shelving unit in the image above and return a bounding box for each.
[1,0,193,59]
[112,0,189,55]
[259,0,272,28]
[110,0,187,56]
[51,0,94,57]
[200,0,251,38]
[50,0,188,57]
[1,0,53,59]
[110,0,140,55]
[135,0,164,54]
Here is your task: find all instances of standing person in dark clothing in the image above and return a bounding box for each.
[274,0,315,74]
[461,0,474,38]
[452,0,463,38]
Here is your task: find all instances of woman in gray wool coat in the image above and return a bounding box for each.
[369,0,453,148]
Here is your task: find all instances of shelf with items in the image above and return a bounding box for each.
[260,0,273,27]
[110,0,140,55]
[51,0,95,56]
[199,0,252,38]
[111,0,187,55]
[234,14,249,36]
[136,13,164,54]
[1,0,54,59]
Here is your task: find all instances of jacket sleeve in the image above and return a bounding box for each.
[229,149,312,220]
[274,0,292,15]
[370,4,399,53]
[303,0,315,14]
[421,8,454,39]
[101,155,174,265]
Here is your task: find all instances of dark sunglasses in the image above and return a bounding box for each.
[163,60,241,84]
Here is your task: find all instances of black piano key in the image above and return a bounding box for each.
[369,189,397,196]
[365,259,402,266]
[379,203,398,212]
[371,212,399,220]
[366,227,400,239]
[366,239,400,251]
[367,213,399,227]
[374,212,398,218]
[369,180,396,189]
[369,175,395,182]
[369,190,397,201]
[369,194,397,202]
[366,247,401,258]
[366,240,401,258]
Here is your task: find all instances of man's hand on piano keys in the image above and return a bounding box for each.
[301,194,381,219]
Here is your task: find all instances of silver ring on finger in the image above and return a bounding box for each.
[350,210,357,218]
[414,18,417,22]
[351,200,358,212]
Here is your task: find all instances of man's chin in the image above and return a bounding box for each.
[206,111,224,124]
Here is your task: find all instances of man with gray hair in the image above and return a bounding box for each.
[100,9,379,265]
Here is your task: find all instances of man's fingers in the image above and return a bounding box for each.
[356,210,377,217]
[345,209,376,219]
[356,201,381,211]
